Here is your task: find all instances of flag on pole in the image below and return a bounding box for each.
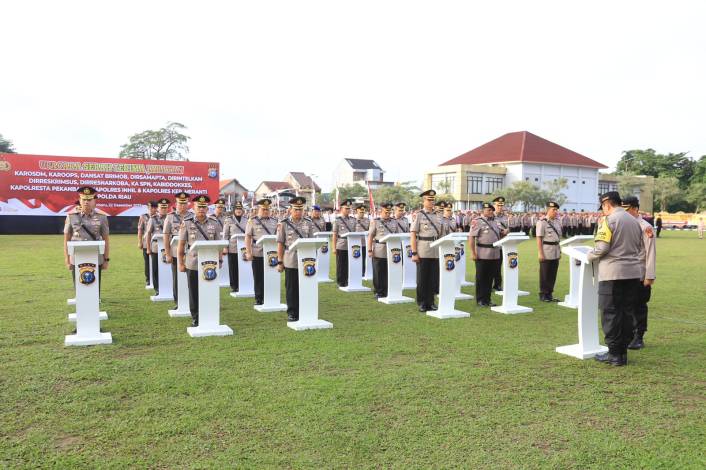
[367,182,376,217]
[334,187,340,211]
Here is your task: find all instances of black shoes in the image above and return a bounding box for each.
[190,319,199,327]
[429,304,438,311]
[539,294,560,302]
[418,305,427,312]
[594,352,627,366]
[254,300,263,306]
[477,301,497,307]
[287,313,298,322]
[628,333,645,350]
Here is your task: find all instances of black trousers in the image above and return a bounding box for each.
[539,259,560,296]
[171,258,178,303]
[416,257,438,308]
[362,251,367,276]
[656,227,662,237]
[142,248,150,283]
[598,279,641,355]
[372,257,388,298]
[634,284,651,334]
[475,259,496,304]
[492,258,503,291]
[336,249,348,287]
[150,252,160,295]
[285,267,299,320]
[187,268,199,323]
[252,256,264,303]
[228,252,238,292]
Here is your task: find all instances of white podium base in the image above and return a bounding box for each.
[287,319,333,331]
[495,290,530,297]
[556,344,609,359]
[150,295,174,302]
[68,312,107,322]
[317,278,334,283]
[65,332,112,346]
[168,308,191,318]
[254,303,288,313]
[67,298,75,305]
[455,293,474,300]
[339,286,371,293]
[427,310,470,319]
[231,292,255,298]
[145,284,153,290]
[491,305,533,314]
[378,295,414,304]
[187,325,234,337]
[461,281,474,286]
[558,295,578,309]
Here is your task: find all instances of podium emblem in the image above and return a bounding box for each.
[78,263,97,285]
[161,248,167,264]
[444,254,455,271]
[406,244,413,258]
[391,248,402,264]
[266,250,279,268]
[352,244,361,259]
[201,261,218,281]
[507,252,518,269]
[454,246,461,262]
[320,242,329,254]
[303,257,317,277]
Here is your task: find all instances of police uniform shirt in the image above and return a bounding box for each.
[245,216,278,257]
[587,207,644,281]
[442,216,458,233]
[277,217,313,269]
[536,216,562,260]
[410,209,445,259]
[637,216,657,281]
[64,210,110,263]
[164,211,194,256]
[146,213,168,252]
[310,216,326,233]
[495,212,509,231]
[138,213,150,246]
[355,216,370,233]
[223,214,248,254]
[178,216,222,270]
[394,216,410,233]
[332,215,357,250]
[470,216,502,260]
[368,216,398,258]
[210,213,227,232]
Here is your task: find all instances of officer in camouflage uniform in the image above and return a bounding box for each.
[164,192,193,306]
[276,197,313,322]
[469,202,504,307]
[222,201,248,293]
[536,201,562,302]
[177,195,223,327]
[332,199,356,287]
[411,190,446,312]
[145,197,170,296]
[245,199,278,306]
[137,201,157,285]
[367,202,398,299]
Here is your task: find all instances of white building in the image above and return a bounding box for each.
[334,158,393,189]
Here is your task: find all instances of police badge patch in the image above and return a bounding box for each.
[444,253,455,271]
[320,242,329,254]
[161,248,167,264]
[78,263,97,285]
[405,244,413,258]
[454,246,462,262]
[391,247,402,264]
[507,252,518,269]
[201,260,218,281]
[266,250,279,268]
[302,257,317,277]
[352,244,361,259]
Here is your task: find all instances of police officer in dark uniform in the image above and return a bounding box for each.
[332,199,356,287]
[536,201,562,302]
[367,202,398,299]
[410,190,446,312]
[469,202,504,306]
[492,196,508,291]
[145,197,170,296]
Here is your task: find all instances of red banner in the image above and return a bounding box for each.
[0,153,219,216]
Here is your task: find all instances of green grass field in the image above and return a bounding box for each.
[1,232,705,469]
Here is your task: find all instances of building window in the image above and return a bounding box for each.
[431,174,455,194]
[598,182,611,194]
[485,176,503,194]
[467,175,483,194]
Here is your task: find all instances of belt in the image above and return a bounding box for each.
[542,241,559,245]
[374,239,385,244]
[417,236,437,241]
[477,243,496,248]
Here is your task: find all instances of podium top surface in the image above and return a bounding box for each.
[561,245,592,264]
[230,233,247,240]
[189,240,228,253]
[430,232,468,248]
[560,235,594,246]
[313,231,333,237]
[508,231,527,237]
[67,240,105,255]
[493,234,529,247]
[151,234,165,242]
[256,234,278,245]
[378,233,411,243]
[341,232,368,238]
[170,235,181,247]
[289,237,328,251]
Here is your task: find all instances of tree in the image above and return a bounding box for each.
[372,181,420,208]
[652,176,681,212]
[686,181,706,212]
[617,149,694,189]
[539,177,568,206]
[499,181,544,212]
[119,122,190,160]
[335,184,367,202]
[0,133,16,153]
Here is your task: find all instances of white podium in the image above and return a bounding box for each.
[313,231,334,283]
[453,241,473,301]
[287,238,333,331]
[65,241,112,346]
[219,255,231,288]
[363,241,373,281]
[377,234,414,304]
[491,234,533,314]
[145,253,154,290]
[254,235,287,312]
[556,245,608,359]
[187,240,233,337]
[400,234,417,290]
[428,233,471,319]
[339,232,371,292]
[150,234,174,302]
[168,236,191,318]
[457,240,473,287]
[558,235,594,309]
[230,234,254,298]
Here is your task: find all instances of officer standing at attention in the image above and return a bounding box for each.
[367,202,398,299]
[469,202,504,307]
[177,195,222,328]
[355,204,370,276]
[145,197,170,296]
[164,192,193,307]
[332,199,356,287]
[588,192,644,366]
[393,203,409,232]
[276,197,313,322]
[309,205,326,233]
[137,201,157,285]
[442,202,460,232]
[622,196,656,350]
[410,190,445,312]
[492,196,508,292]
[63,186,110,292]
[536,201,563,302]
[244,199,278,306]
[211,198,227,230]
[222,201,248,293]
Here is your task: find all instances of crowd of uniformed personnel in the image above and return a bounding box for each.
[63,185,656,367]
